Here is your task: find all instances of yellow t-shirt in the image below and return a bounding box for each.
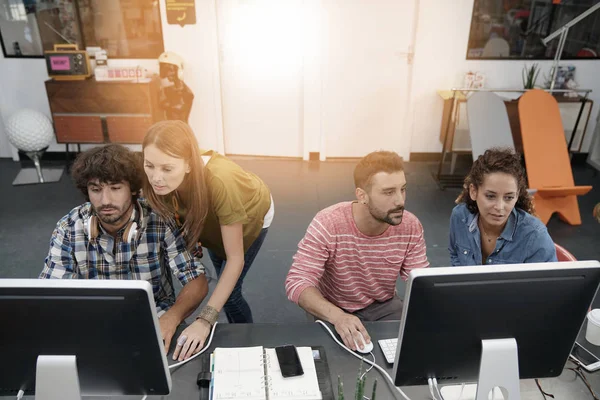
[198,150,271,259]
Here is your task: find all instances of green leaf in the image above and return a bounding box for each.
[355,361,363,398]
[338,375,344,400]
[371,379,378,400]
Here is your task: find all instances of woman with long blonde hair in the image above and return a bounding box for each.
[142,120,274,360]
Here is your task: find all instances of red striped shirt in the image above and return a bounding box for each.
[285,202,429,312]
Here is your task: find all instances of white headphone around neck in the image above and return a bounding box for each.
[85,202,143,243]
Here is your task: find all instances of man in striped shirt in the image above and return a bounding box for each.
[285,151,429,350]
[40,144,208,354]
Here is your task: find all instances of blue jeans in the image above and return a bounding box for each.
[207,227,269,323]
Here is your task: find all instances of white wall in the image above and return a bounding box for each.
[0,0,599,159]
[302,0,324,160]
[409,0,600,153]
[157,0,224,154]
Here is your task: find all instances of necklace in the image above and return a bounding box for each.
[479,219,498,243]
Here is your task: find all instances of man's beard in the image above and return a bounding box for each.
[94,203,131,225]
[368,203,404,226]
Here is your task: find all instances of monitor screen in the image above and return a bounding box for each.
[393,261,600,387]
[0,280,171,397]
[49,55,71,71]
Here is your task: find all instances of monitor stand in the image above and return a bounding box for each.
[36,355,81,400]
[440,338,520,400]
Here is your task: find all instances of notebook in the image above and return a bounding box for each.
[211,346,322,400]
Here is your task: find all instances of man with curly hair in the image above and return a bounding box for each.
[40,144,208,355]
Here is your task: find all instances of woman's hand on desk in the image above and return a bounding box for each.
[173,319,211,361]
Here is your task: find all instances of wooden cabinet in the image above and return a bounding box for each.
[45,77,164,144]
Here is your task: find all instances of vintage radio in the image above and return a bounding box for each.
[44,44,91,81]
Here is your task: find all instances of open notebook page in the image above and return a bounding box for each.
[212,346,266,400]
[265,347,322,400]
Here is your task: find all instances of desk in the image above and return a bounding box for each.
[164,322,402,400]
[44,77,164,164]
[7,322,599,400]
[435,89,594,189]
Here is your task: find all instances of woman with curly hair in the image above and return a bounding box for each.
[449,148,557,266]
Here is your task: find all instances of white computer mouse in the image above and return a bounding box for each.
[353,332,374,354]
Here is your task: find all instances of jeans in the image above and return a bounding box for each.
[207,227,269,323]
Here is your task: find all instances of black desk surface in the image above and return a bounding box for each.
[165,322,401,400]
[8,321,600,400]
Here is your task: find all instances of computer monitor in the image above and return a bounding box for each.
[0,279,171,399]
[392,261,600,399]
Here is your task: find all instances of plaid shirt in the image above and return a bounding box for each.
[40,199,205,312]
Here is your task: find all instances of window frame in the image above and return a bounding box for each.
[0,0,165,59]
[465,1,600,61]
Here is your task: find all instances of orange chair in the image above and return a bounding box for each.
[518,90,592,225]
[555,243,577,261]
[554,244,595,313]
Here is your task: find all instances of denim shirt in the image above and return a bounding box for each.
[449,203,557,266]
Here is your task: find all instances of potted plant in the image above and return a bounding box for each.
[337,361,378,400]
[522,63,540,89]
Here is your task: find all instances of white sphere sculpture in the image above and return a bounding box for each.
[5,109,54,152]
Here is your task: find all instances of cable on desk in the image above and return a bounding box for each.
[534,379,555,400]
[315,320,412,400]
[428,378,440,400]
[359,352,376,381]
[432,378,444,400]
[16,390,24,400]
[456,383,465,400]
[565,365,599,400]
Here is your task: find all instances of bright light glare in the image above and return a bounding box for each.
[222,0,309,80]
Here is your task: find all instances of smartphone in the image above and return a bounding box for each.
[275,345,304,378]
[570,342,600,372]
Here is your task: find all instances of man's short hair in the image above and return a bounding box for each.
[71,144,143,201]
[353,151,404,192]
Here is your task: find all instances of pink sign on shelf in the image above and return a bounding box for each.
[50,56,71,71]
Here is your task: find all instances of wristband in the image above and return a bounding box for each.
[196,305,218,326]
